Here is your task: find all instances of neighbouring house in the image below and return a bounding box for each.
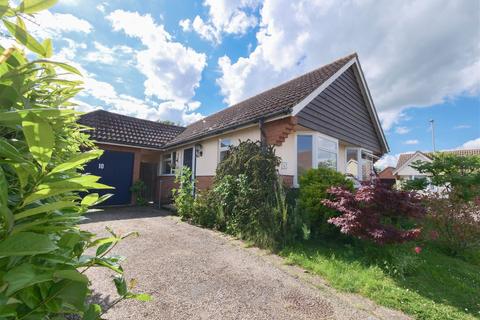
[392,149,480,188]
[79,53,389,205]
[377,166,396,188]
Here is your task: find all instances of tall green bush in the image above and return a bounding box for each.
[172,166,195,219]
[298,166,354,237]
[0,1,149,318]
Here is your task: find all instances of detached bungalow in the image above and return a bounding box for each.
[79,53,389,205]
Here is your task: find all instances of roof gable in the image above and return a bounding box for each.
[78,110,185,149]
[164,53,358,148]
[295,66,386,154]
[394,149,480,174]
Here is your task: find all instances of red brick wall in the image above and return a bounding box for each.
[157,176,177,204]
[264,116,297,146]
[196,176,214,191]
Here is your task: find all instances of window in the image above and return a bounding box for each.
[162,152,176,175]
[297,135,313,176]
[297,134,338,178]
[345,148,375,181]
[346,148,359,178]
[219,138,232,162]
[361,150,374,181]
[317,136,337,169]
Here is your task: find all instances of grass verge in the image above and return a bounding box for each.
[280,240,480,320]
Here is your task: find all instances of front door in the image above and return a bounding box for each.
[183,148,193,171]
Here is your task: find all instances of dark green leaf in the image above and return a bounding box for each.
[54,269,88,283]
[113,275,127,296]
[0,232,57,257]
[14,201,77,220]
[3,263,53,295]
[84,303,102,320]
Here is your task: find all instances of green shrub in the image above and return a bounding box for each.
[172,167,195,219]
[215,141,284,248]
[0,2,149,318]
[298,166,353,237]
[190,190,219,229]
[130,180,147,206]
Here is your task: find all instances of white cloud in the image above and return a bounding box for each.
[180,0,260,44]
[454,124,472,129]
[76,76,202,125]
[96,3,107,13]
[375,154,399,169]
[404,139,419,145]
[84,41,133,65]
[216,0,480,130]
[27,10,92,39]
[395,126,411,135]
[107,10,207,103]
[456,137,480,149]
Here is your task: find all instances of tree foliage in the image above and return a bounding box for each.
[0,1,149,318]
[411,153,480,201]
[323,180,425,244]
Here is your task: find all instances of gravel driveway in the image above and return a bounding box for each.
[82,207,408,320]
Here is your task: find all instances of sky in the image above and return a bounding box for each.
[4,0,479,168]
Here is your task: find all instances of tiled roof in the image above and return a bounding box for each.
[395,149,480,170]
[378,166,395,179]
[78,110,185,149]
[164,53,357,148]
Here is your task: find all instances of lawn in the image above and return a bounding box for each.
[281,240,480,320]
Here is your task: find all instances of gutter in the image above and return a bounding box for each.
[161,110,292,151]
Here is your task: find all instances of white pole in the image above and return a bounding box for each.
[429,119,436,152]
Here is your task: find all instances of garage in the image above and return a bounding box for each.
[84,150,135,206]
[79,109,185,206]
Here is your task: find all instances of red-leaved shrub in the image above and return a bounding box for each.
[322,180,425,244]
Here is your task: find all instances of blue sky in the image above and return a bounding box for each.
[8,0,479,168]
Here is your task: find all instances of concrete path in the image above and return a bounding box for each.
[82,207,409,320]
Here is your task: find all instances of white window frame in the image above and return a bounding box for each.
[294,131,339,186]
[161,151,177,176]
[218,138,232,163]
[315,132,339,171]
[344,147,375,181]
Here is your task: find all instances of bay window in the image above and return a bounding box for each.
[346,148,375,181]
[297,133,338,178]
[162,151,176,175]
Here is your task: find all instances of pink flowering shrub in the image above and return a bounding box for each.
[322,180,425,244]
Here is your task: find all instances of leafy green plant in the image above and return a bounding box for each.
[172,166,195,219]
[411,153,480,201]
[0,1,150,318]
[411,153,480,255]
[130,180,147,206]
[298,167,354,237]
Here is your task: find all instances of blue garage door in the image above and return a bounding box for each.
[84,150,134,206]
